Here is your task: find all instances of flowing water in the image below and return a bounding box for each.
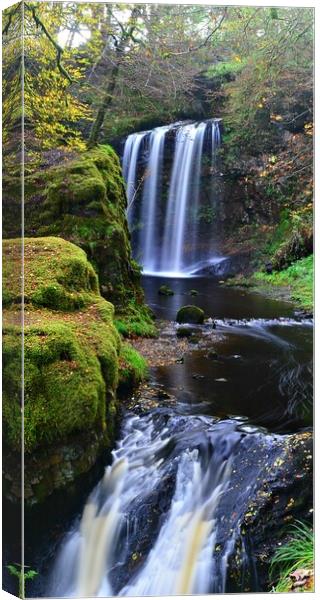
[122,120,221,275]
[20,123,312,598]
[34,277,313,598]
[123,131,149,215]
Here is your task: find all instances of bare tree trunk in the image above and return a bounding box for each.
[87,63,119,148]
[87,6,140,148]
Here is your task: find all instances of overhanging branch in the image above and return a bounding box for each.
[25,2,75,84]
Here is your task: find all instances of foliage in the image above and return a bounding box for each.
[6,564,38,599]
[118,343,148,393]
[254,255,313,311]
[217,7,313,154]
[2,4,313,155]
[114,300,157,338]
[270,521,314,592]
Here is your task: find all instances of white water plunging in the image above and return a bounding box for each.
[161,122,207,273]
[48,412,271,597]
[122,120,221,275]
[123,131,148,221]
[140,125,170,272]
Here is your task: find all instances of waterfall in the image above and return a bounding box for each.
[47,410,280,597]
[122,119,221,276]
[139,125,170,272]
[122,131,148,223]
[161,122,207,274]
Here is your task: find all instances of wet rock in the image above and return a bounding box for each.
[192,373,205,380]
[176,305,204,324]
[188,335,200,344]
[176,326,194,338]
[222,431,313,592]
[189,289,199,296]
[207,350,219,359]
[175,357,184,364]
[158,285,174,296]
[265,262,273,274]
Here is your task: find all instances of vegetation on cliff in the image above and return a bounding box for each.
[3,144,156,335]
[3,238,120,453]
[3,237,147,503]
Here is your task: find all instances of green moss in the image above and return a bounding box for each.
[3,237,99,310]
[4,311,120,455]
[158,285,174,296]
[22,145,145,312]
[254,255,313,311]
[3,237,121,455]
[206,59,247,80]
[176,305,205,324]
[118,343,148,393]
[114,300,157,338]
[4,145,150,324]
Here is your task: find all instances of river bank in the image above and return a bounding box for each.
[223,255,313,315]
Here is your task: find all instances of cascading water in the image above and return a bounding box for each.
[161,122,207,275]
[122,120,222,276]
[47,409,285,598]
[123,131,148,219]
[139,125,170,272]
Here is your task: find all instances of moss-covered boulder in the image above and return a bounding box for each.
[2,237,130,505]
[176,305,205,324]
[158,285,174,296]
[118,343,148,396]
[3,145,155,336]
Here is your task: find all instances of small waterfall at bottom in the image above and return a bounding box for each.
[47,409,284,598]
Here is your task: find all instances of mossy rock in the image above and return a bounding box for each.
[176,305,205,324]
[3,145,147,314]
[114,300,157,338]
[2,237,123,503]
[158,285,174,296]
[176,326,197,338]
[3,237,99,311]
[118,343,148,395]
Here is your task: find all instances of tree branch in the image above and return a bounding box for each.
[2,3,22,36]
[25,2,75,84]
[168,9,228,56]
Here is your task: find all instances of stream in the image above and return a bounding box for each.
[25,276,312,597]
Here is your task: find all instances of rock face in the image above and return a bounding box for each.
[176,305,205,324]
[2,237,143,505]
[3,145,155,335]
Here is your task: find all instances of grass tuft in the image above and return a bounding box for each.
[270,521,314,592]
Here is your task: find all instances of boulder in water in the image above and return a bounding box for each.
[158,285,174,296]
[189,289,199,296]
[176,305,204,324]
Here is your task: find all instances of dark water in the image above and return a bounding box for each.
[144,276,313,433]
[7,277,312,597]
[143,275,296,321]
